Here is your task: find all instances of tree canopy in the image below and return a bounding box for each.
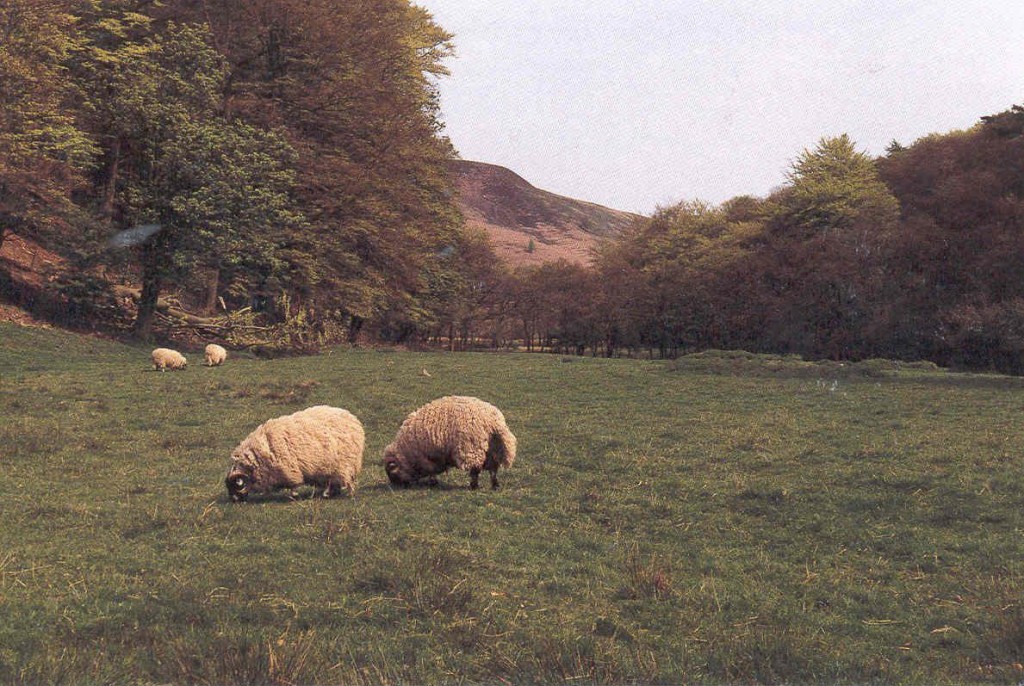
[0,0,473,342]
[0,0,96,248]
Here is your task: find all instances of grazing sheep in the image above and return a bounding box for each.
[384,396,517,490]
[225,405,364,502]
[204,343,227,367]
[151,347,187,371]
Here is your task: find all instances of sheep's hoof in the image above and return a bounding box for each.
[426,477,439,487]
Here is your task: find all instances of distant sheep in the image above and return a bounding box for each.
[204,343,227,367]
[225,405,364,502]
[384,396,517,490]
[151,348,187,371]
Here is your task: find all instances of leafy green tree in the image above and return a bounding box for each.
[421,228,503,349]
[0,0,97,249]
[156,0,461,338]
[762,135,900,358]
[73,13,225,220]
[73,18,301,338]
[774,133,899,237]
[593,202,761,357]
[129,118,302,336]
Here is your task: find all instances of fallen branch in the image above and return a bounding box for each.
[155,311,273,332]
[116,285,272,332]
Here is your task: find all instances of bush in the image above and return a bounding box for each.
[46,274,130,329]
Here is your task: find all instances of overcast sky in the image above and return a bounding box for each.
[414,0,1024,215]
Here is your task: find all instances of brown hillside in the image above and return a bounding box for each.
[449,160,642,267]
[0,233,64,326]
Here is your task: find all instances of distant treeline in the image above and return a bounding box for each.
[4,1,1024,372]
[453,115,1024,374]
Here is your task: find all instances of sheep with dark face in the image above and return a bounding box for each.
[383,396,517,490]
[225,405,364,502]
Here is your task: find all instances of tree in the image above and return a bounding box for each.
[775,134,899,237]
[131,118,302,335]
[593,202,762,357]
[508,260,599,355]
[980,104,1024,139]
[73,18,301,338]
[156,0,461,338]
[413,228,502,349]
[0,0,96,250]
[762,135,901,358]
[877,107,1024,368]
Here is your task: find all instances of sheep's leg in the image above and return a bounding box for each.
[469,468,480,490]
[323,478,348,498]
[489,469,499,490]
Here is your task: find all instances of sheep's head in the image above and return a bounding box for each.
[225,464,253,502]
[383,446,413,487]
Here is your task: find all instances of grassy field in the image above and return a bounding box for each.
[1,324,1023,684]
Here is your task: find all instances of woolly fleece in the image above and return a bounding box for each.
[151,347,187,371]
[204,344,227,366]
[384,395,517,489]
[227,405,364,500]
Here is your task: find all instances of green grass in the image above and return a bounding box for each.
[1,324,1024,683]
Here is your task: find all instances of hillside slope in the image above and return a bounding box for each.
[449,160,642,266]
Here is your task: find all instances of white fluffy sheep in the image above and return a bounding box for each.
[225,405,364,502]
[151,347,187,371]
[383,396,517,490]
[204,343,227,367]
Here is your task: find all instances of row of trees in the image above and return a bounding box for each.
[1,0,467,341]
[4,1,1024,371]
[429,116,1024,373]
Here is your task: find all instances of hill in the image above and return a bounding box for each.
[449,160,642,266]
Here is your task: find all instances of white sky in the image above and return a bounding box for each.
[415,0,1024,215]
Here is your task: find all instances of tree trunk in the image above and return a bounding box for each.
[204,266,220,314]
[102,138,121,220]
[134,243,162,340]
[347,315,364,344]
